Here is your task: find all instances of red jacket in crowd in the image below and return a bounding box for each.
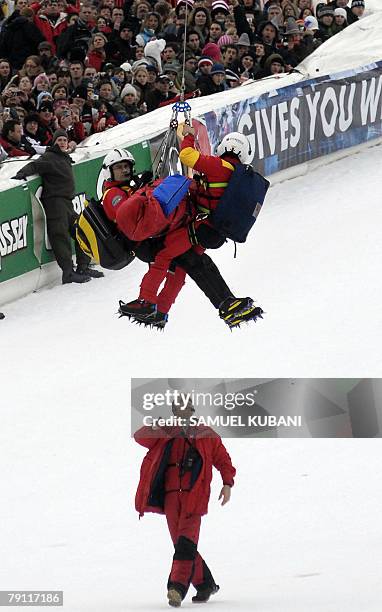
[30,3,68,54]
[134,425,236,517]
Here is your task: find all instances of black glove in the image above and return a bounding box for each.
[134,170,153,189]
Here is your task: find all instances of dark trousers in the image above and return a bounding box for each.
[165,491,216,600]
[175,249,234,309]
[46,210,90,275]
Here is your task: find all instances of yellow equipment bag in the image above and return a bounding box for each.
[76,199,135,270]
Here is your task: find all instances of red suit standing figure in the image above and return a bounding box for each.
[134,398,236,607]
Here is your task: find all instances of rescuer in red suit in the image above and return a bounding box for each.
[134,397,236,608]
[101,148,190,327]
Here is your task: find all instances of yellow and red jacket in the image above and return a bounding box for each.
[179,133,240,214]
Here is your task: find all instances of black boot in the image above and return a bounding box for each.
[219,297,263,328]
[192,584,220,603]
[135,310,169,329]
[0,312,5,320]
[77,265,104,279]
[62,269,91,284]
[118,299,157,319]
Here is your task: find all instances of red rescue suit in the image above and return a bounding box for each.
[134,425,236,599]
[102,179,187,313]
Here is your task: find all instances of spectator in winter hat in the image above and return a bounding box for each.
[163,63,181,80]
[23,112,46,154]
[38,41,58,72]
[333,7,348,33]
[145,73,172,112]
[349,0,365,23]
[36,90,54,109]
[217,34,234,48]
[37,102,56,146]
[211,0,230,24]
[198,62,226,96]
[225,68,240,87]
[316,4,334,41]
[182,54,198,92]
[316,4,334,20]
[266,4,283,27]
[175,0,194,19]
[197,56,213,74]
[236,32,251,59]
[255,51,284,79]
[201,42,222,63]
[238,51,259,79]
[114,84,144,122]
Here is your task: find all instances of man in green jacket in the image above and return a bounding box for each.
[13,129,103,284]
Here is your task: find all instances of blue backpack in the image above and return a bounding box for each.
[210,164,270,243]
[152,174,192,217]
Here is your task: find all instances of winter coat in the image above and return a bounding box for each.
[0,134,35,157]
[113,101,143,123]
[145,88,172,112]
[86,49,105,73]
[56,18,92,59]
[31,8,68,54]
[134,425,236,517]
[14,144,75,217]
[105,33,135,64]
[198,76,226,97]
[0,12,45,69]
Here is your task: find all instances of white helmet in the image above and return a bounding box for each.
[216,132,252,164]
[102,148,135,180]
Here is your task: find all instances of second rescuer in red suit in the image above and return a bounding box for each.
[134,400,236,606]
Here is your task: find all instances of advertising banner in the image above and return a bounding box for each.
[0,142,151,284]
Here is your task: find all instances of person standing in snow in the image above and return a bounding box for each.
[134,397,236,607]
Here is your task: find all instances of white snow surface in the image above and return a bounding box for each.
[2,143,382,376]
[1,425,382,612]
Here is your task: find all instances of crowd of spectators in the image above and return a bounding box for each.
[0,0,366,160]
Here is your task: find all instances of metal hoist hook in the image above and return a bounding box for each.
[169,100,192,131]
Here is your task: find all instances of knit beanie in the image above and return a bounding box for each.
[52,129,68,144]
